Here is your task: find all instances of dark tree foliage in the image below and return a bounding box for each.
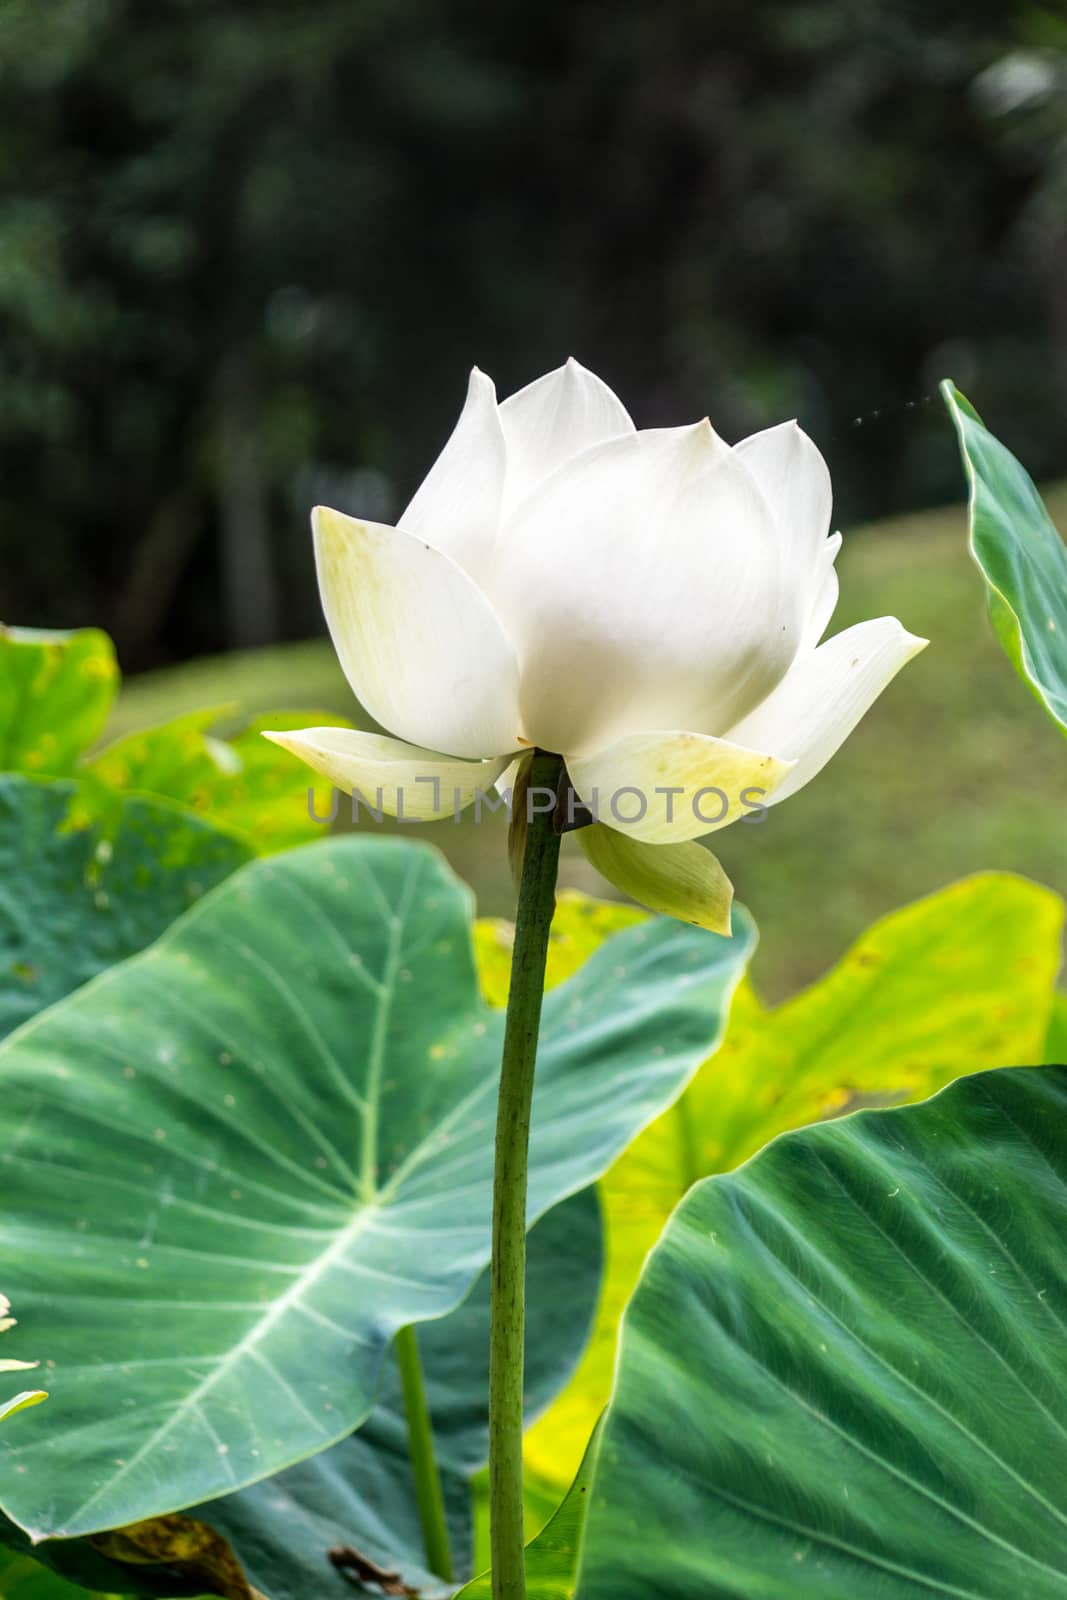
[0,0,1063,664]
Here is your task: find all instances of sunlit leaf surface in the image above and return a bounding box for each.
[522,873,1063,1494]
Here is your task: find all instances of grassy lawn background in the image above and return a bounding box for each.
[113,492,1067,1001]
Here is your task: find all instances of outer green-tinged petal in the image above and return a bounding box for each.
[727,616,928,804]
[942,379,1067,736]
[734,420,833,579]
[498,358,634,516]
[261,727,515,820]
[494,755,525,799]
[398,368,506,579]
[566,728,791,843]
[491,427,800,756]
[578,822,734,934]
[313,506,521,759]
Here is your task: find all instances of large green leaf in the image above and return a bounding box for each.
[0,627,118,775]
[0,836,753,1540]
[86,708,351,853]
[201,1191,601,1599]
[943,381,1067,736]
[578,1064,1067,1599]
[526,870,1063,1495]
[0,775,252,1040]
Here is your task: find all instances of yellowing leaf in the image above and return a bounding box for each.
[705,870,1063,1170]
[91,1513,262,1600]
[516,871,1064,1498]
[0,627,118,776]
[86,706,352,852]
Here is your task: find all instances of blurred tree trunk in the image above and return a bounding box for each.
[113,487,202,663]
[217,353,280,650]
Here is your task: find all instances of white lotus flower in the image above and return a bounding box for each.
[267,360,925,927]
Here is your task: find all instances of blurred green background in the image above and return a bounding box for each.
[2,0,1065,989]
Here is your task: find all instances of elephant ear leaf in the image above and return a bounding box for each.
[943,380,1067,736]
[577,1063,1067,1599]
[0,835,753,1541]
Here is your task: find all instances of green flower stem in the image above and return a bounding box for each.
[489,750,564,1600]
[394,1322,454,1583]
